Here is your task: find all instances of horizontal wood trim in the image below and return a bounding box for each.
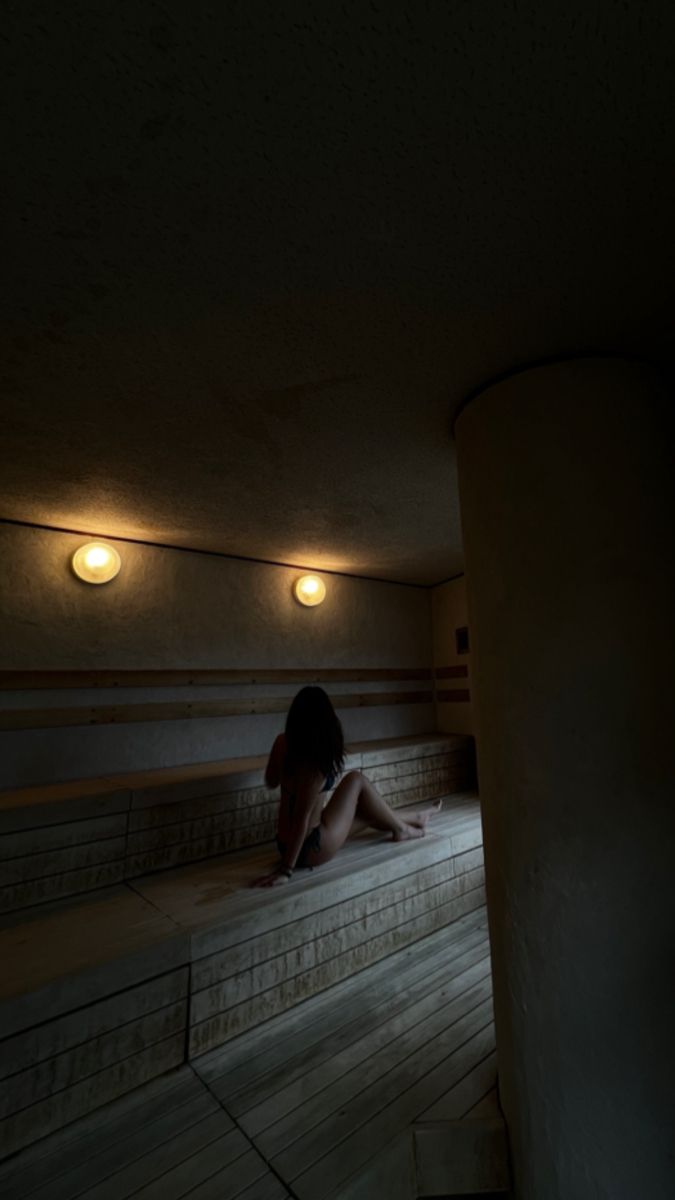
[0,667,432,691]
[436,688,471,703]
[0,691,435,732]
[434,665,469,679]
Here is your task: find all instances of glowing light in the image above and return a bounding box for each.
[71,542,121,585]
[293,574,327,606]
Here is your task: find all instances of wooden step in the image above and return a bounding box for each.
[192,912,499,1200]
[0,1066,289,1200]
[0,798,484,1160]
[0,734,476,914]
[1,914,497,1200]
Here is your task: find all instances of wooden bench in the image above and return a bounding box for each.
[0,790,483,1160]
[0,907,508,1199]
[0,734,476,915]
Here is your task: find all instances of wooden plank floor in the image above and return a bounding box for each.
[0,1067,290,1200]
[194,907,496,1200]
[0,910,496,1200]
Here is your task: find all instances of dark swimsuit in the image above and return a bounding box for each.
[277,771,337,869]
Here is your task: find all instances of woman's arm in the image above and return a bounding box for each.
[252,766,322,887]
[278,786,314,872]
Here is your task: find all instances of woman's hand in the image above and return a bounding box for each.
[250,870,291,888]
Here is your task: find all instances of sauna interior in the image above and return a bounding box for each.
[1,6,673,1200]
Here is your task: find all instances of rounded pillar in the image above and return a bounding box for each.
[455,358,674,1199]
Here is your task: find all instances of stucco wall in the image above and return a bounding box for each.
[0,524,434,786]
[455,358,674,1200]
[431,576,474,736]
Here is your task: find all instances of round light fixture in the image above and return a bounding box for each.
[293,574,326,606]
[71,542,121,585]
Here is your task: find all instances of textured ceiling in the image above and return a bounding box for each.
[2,3,674,585]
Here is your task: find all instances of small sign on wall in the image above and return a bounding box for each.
[455,626,470,655]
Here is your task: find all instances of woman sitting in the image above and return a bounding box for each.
[252,685,440,887]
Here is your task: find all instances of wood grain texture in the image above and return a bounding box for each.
[195,909,488,1092]
[207,919,490,1115]
[0,969,189,1081]
[0,776,483,1168]
[1,863,493,1196]
[189,885,486,1055]
[0,667,433,690]
[436,687,471,703]
[0,690,435,731]
[288,1001,495,1197]
[0,1034,185,1159]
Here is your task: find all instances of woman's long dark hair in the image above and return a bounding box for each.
[284,686,345,781]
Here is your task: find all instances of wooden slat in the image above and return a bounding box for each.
[365,749,467,783]
[0,1068,203,1195]
[191,856,482,995]
[126,803,277,853]
[268,983,493,1180]
[0,969,189,1081]
[434,665,469,679]
[0,889,188,1037]
[0,814,127,860]
[237,943,492,1137]
[0,690,435,732]
[1,1002,188,1120]
[0,734,467,814]
[126,1127,253,1200]
[254,969,492,1160]
[436,688,471,703]
[335,1133,415,1200]
[0,1034,185,1159]
[0,667,433,690]
[126,822,278,877]
[161,809,483,951]
[128,787,272,830]
[174,812,481,958]
[130,803,480,946]
[203,918,489,1111]
[288,1004,495,1198]
[236,1175,290,1200]
[182,1147,272,1200]
[0,861,127,915]
[17,1089,222,1200]
[417,1047,497,1121]
[0,837,127,887]
[73,1113,243,1200]
[189,884,486,1055]
[190,876,484,1036]
[194,908,488,1091]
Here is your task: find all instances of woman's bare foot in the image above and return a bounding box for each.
[396,798,443,835]
[392,821,426,841]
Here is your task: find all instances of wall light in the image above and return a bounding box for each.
[71,542,121,585]
[293,574,326,606]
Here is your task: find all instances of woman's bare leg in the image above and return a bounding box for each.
[310,771,439,865]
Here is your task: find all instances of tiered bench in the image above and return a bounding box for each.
[0,915,508,1199]
[0,734,475,915]
[0,734,482,1164]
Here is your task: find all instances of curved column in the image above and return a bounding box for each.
[455,358,674,1199]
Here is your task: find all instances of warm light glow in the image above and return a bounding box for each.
[71,542,121,585]
[293,574,327,606]
[85,546,109,568]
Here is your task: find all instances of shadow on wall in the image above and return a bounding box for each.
[432,576,474,738]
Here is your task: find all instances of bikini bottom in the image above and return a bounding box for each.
[276,824,321,869]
